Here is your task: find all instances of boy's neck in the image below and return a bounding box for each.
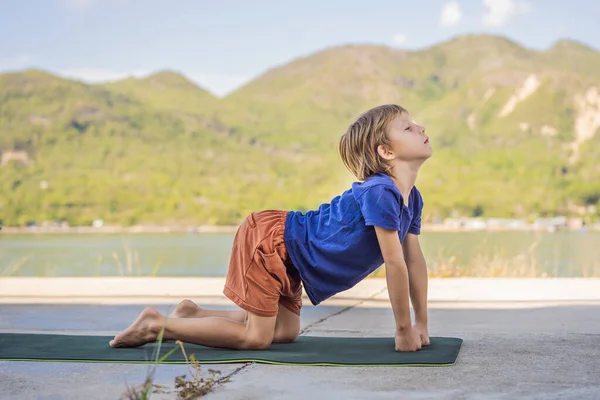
[389,161,421,206]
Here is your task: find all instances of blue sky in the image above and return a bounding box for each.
[1,0,599,96]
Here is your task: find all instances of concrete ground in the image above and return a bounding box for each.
[1,279,599,399]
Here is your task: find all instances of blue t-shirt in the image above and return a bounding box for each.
[283,173,423,306]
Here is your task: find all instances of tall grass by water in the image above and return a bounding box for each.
[1,232,599,278]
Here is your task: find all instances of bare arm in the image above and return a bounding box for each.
[374,226,421,351]
[402,233,428,325]
[374,226,411,330]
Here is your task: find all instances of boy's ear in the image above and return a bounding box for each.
[377,144,395,160]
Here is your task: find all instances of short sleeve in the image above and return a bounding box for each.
[356,185,401,231]
[408,189,424,235]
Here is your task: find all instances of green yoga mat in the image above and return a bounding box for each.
[0,333,462,367]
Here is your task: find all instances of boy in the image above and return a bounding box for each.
[110,104,432,352]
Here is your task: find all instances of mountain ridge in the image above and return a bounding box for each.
[1,34,599,226]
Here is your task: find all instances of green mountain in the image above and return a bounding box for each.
[1,35,599,226]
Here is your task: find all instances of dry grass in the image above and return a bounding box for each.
[371,239,600,278]
[120,327,229,400]
[120,328,176,400]
[173,344,230,399]
[110,240,143,276]
[0,254,31,276]
[107,240,167,277]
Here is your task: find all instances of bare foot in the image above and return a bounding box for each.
[169,299,203,318]
[109,307,164,348]
[414,322,430,347]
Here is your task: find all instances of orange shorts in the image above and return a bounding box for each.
[223,210,303,317]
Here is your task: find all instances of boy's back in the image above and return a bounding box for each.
[284,172,423,306]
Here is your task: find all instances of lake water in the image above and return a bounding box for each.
[1,231,599,277]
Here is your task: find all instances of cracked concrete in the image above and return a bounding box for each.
[1,279,599,399]
[208,305,600,400]
[0,287,381,399]
[0,303,349,400]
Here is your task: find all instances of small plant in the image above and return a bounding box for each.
[120,327,177,400]
[120,328,228,400]
[121,376,166,400]
[173,342,230,399]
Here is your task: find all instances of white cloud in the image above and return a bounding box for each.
[392,34,408,47]
[190,73,252,97]
[60,0,97,8]
[58,68,149,83]
[440,2,462,27]
[0,54,37,71]
[482,0,530,27]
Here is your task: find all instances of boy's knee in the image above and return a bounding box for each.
[274,326,299,343]
[274,331,298,344]
[240,334,272,350]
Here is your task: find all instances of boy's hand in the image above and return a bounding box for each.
[414,322,430,346]
[394,327,422,352]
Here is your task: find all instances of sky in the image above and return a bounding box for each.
[1,0,599,97]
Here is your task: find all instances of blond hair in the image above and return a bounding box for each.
[339,104,407,181]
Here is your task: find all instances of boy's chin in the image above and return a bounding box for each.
[417,149,433,159]
[398,150,432,163]
[399,156,430,165]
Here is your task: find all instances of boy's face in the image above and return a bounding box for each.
[384,113,432,162]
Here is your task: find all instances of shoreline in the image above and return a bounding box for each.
[2,224,598,235]
[0,225,240,234]
[0,277,599,304]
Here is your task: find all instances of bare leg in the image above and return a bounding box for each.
[169,299,300,343]
[273,304,300,343]
[169,299,247,322]
[109,306,277,349]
